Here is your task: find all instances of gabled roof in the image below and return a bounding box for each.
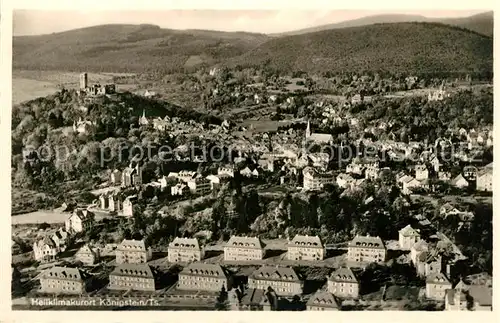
[117,239,147,252]
[71,208,95,222]
[411,239,428,252]
[111,263,153,278]
[77,244,96,255]
[399,225,420,237]
[308,133,333,143]
[240,288,267,306]
[226,236,264,249]
[348,235,385,249]
[251,266,300,282]
[288,235,323,248]
[41,266,82,281]
[180,263,227,278]
[306,290,340,308]
[329,267,358,283]
[169,237,200,250]
[426,272,451,285]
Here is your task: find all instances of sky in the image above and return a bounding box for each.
[13,9,489,36]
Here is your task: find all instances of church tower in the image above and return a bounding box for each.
[305,120,311,139]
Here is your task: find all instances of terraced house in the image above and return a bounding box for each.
[39,266,86,295]
[115,239,152,264]
[347,235,386,265]
[168,237,203,263]
[224,236,265,261]
[108,263,155,292]
[286,235,325,261]
[327,267,360,299]
[177,263,229,292]
[248,266,303,296]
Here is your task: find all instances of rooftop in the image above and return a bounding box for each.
[399,224,420,237]
[111,263,154,278]
[169,237,200,250]
[226,236,264,249]
[41,266,82,281]
[251,266,300,282]
[348,235,385,249]
[117,239,147,251]
[426,272,451,285]
[288,235,323,248]
[180,263,227,278]
[306,290,339,308]
[329,267,358,283]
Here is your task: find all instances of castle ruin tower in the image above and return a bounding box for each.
[79,72,88,90]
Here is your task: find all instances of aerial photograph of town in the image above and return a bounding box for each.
[10,8,493,312]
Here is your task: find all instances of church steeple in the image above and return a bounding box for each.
[306,120,311,139]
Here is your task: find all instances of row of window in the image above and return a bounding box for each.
[250,280,299,288]
[43,285,81,291]
[112,276,151,283]
[111,281,153,289]
[330,288,355,294]
[43,280,80,286]
[179,276,223,283]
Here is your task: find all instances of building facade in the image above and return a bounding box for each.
[177,263,229,292]
[398,225,420,250]
[108,263,155,292]
[65,209,95,233]
[168,237,203,263]
[426,273,452,300]
[286,235,325,261]
[39,266,85,295]
[33,237,59,262]
[248,266,303,296]
[347,235,386,265]
[224,236,265,261]
[303,167,335,191]
[327,267,359,299]
[75,244,99,265]
[115,239,152,264]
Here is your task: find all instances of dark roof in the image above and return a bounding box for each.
[306,290,340,308]
[251,266,300,282]
[180,263,227,278]
[348,235,385,249]
[111,263,154,278]
[226,236,264,249]
[41,266,82,281]
[329,267,358,283]
[240,288,267,306]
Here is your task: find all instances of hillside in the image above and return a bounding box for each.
[13,24,270,73]
[232,22,493,76]
[274,11,493,37]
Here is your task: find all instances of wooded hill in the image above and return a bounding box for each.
[13,22,492,77]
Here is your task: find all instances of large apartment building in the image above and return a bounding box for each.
[327,267,359,299]
[115,239,152,264]
[168,237,203,263]
[286,235,325,261]
[177,263,229,292]
[347,235,386,265]
[108,263,155,292]
[39,266,86,295]
[248,266,303,296]
[224,236,265,261]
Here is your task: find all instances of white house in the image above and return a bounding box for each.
[65,209,95,233]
